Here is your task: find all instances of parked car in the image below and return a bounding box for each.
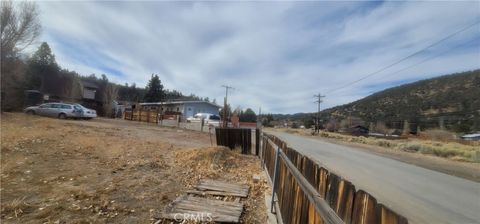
[74,104,97,119]
[205,114,221,127]
[186,113,209,122]
[24,103,96,119]
[24,103,81,119]
[186,113,221,127]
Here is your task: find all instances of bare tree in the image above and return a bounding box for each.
[402,120,410,135]
[103,83,118,117]
[376,121,388,135]
[1,0,41,60]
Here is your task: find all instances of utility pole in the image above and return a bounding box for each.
[258,107,261,126]
[314,93,325,133]
[221,85,234,127]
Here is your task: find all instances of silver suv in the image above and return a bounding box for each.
[24,103,83,119]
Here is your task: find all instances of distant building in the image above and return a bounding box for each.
[348,125,369,135]
[81,80,99,100]
[140,101,222,119]
[461,133,480,141]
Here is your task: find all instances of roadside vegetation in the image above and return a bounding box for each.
[277,128,479,162]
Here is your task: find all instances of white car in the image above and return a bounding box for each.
[187,113,221,127]
[24,103,82,119]
[75,104,97,119]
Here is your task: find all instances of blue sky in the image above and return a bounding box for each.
[30,1,480,114]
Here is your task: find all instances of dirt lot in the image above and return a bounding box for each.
[0,113,268,223]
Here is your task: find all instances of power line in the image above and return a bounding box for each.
[343,36,480,96]
[372,37,480,83]
[327,20,480,94]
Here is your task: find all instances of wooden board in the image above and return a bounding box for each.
[193,179,250,198]
[160,195,244,223]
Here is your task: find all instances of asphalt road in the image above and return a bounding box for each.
[267,131,480,224]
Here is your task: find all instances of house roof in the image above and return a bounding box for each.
[140,100,222,108]
[81,80,99,89]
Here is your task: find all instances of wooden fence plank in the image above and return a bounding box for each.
[376,204,409,224]
[263,134,408,224]
[351,190,378,224]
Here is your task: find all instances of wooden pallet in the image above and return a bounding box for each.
[159,179,250,223]
[160,195,244,223]
[188,179,250,198]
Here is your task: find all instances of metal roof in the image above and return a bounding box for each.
[140,100,222,108]
[461,133,480,138]
[81,80,99,89]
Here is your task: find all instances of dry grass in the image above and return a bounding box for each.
[1,113,267,223]
[1,197,30,218]
[273,128,479,162]
[174,147,269,224]
[421,129,457,141]
[320,131,478,162]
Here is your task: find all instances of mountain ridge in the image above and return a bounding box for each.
[271,69,480,133]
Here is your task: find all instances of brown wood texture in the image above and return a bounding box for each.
[161,195,244,223]
[264,134,408,224]
[194,179,250,198]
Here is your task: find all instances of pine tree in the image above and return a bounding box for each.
[144,74,164,102]
[26,42,59,91]
[240,108,257,122]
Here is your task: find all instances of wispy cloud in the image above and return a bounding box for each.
[34,1,480,114]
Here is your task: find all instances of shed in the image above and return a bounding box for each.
[81,80,99,100]
[349,125,369,135]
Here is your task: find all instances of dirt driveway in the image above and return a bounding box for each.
[1,113,268,223]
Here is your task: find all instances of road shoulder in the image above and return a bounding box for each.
[274,130,480,182]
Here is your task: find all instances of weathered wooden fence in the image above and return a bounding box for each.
[215,128,252,154]
[124,109,181,123]
[124,108,160,123]
[261,133,408,224]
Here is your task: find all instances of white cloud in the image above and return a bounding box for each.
[30,1,480,114]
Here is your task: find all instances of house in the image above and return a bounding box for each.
[140,100,222,119]
[348,125,369,135]
[461,133,480,141]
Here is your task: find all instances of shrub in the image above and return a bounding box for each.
[423,129,457,141]
[396,142,423,152]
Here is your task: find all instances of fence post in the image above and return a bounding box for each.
[270,146,281,213]
[255,128,260,156]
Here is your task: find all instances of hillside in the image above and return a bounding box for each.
[278,70,480,133]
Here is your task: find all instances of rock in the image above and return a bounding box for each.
[252,174,261,183]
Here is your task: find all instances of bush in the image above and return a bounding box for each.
[375,139,396,148]
[396,142,423,152]
[423,129,457,141]
[314,130,477,162]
